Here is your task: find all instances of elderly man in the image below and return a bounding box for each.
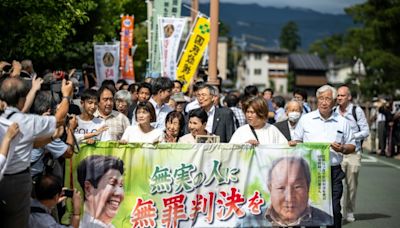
[274,100,302,141]
[335,85,369,222]
[0,77,73,227]
[94,85,130,141]
[236,156,332,227]
[293,85,356,228]
[196,84,235,142]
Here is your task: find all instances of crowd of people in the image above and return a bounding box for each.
[0,59,398,227]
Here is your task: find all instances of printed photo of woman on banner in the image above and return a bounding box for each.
[77,155,125,228]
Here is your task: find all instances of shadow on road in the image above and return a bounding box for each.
[353,213,391,221]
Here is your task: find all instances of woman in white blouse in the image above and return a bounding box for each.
[121,102,163,143]
[229,96,287,145]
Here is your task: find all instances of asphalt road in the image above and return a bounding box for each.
[342,152,400,228]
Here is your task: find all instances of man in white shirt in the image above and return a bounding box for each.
[293,85,355,228]
[0,77,73,227]
[148,77,173,130]
[335,85,369,222]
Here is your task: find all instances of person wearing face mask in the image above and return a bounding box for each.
[274,100,302,141]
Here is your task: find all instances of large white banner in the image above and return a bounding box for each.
[148,0,182,76]
[159,17,186,79]
[94,42,120,86]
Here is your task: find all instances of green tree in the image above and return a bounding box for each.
[0,0,96,66]
[0,0,147,76]
[309,0,400,99]
[279,21,301,52]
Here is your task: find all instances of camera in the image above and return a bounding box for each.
[63,189,74,198]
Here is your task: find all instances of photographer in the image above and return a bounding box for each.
[30,174,82,228]
[0,77,73,227]
[30,91,77,182]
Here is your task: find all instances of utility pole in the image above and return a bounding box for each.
[208,0,219,85]
[191,0,198,26]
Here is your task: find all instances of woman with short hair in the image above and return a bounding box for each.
[229,96,287,145]
[115,90,132,117]
[120,102,163,143]
[162,111,185,143]
[178,108,211,143]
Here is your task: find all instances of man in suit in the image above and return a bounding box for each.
[197,84,235,142]
[274,100,302,141]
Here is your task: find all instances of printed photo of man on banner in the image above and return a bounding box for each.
[64,143,333,228]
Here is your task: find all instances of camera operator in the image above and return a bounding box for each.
[0,77,73,227]
[30,174,82,228]
[30,91,77,183]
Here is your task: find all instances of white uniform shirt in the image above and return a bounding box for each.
[293,110,355,166]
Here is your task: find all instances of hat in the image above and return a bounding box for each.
[171,92,186,103]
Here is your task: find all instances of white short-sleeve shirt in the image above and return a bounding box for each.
[293,110,355,166]
[2,107,56,174]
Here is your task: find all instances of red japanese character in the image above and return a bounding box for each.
[130,198,157,228]
[247,191,265,215]
[216,187,246,220]
[161,194,188,228]
[189,192,215,224]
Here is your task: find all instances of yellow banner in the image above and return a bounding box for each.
[177,16,210,92]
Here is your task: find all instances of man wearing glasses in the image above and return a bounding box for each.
[292,85,356,228]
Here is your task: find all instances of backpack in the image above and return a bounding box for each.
[334,105,364,151]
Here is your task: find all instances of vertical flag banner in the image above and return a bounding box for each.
[159,17,186,79]
[177,15,210,92]
[94,42,120,86]
[148,0,182,76]
[64,143,333,228]
[120,15,135,81]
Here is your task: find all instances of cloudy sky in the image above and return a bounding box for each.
[191,0,366,14]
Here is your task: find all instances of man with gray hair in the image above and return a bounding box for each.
[293,84,356,228]
[236,156,332,227]
[0,77,73,227]
[274,100,303,141]
[197,84,235,142]
[20,59,36,79]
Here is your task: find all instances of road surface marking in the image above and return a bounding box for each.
[362,154,400,170]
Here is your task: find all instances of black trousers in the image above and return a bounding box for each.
[328,165,345,228]
[0,169,32,228]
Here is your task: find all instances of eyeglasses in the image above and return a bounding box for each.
[317,97,333,103]
[197,93,211,98]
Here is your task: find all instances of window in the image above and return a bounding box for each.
[254,69,262,75]
[254,53,262,60]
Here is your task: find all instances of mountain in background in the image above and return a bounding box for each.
[182,3,356,49]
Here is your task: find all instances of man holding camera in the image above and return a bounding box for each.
[0,77,73,227]
[30,174,82,228]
